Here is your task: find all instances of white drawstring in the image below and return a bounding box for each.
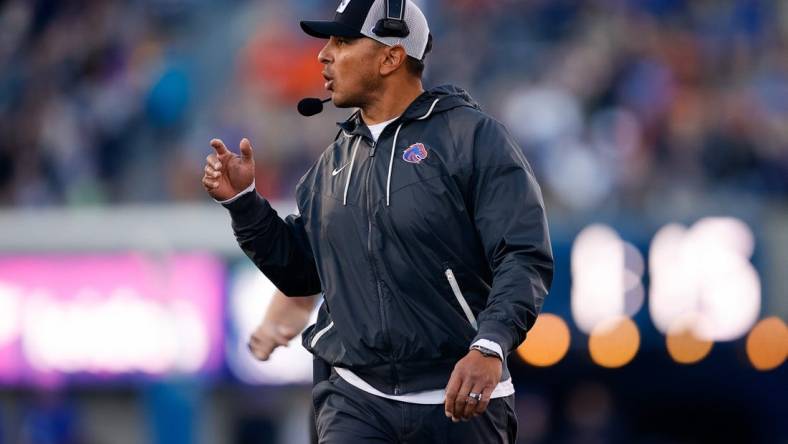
[343,136,361,206]
[385,123,404,207]
[416,99,440,120]
[385,99,440,207]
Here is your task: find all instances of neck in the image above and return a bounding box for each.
[360,78,424,125]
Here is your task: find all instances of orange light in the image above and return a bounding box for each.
[666,324,713,364]
[517,313,571,367]
[746,317,788,371]
[589,317,640,368]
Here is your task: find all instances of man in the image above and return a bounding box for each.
[202,0,553,442]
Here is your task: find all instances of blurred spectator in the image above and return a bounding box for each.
[0,0,785,212]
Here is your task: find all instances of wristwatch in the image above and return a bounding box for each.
[470,344,502,361]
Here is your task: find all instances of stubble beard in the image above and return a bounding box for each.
[333,69,382,111]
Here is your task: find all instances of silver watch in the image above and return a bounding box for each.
[470,344,502,360]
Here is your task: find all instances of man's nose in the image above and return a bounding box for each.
[318,41,332,65]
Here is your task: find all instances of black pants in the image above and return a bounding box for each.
[311,369,517,444]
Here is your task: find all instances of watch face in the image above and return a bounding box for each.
[471,345,501,359]
[473,346,496,357]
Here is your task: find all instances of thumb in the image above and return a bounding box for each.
[210,138,229,156]
[239,138,254,161]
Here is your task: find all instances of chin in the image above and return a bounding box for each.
[331,91,361,109]
[331,95,351,109]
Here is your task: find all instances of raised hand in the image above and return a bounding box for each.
[202,138,255,201]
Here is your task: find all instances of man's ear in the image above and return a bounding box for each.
[380,45,407,76]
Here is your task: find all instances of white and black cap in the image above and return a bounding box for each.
[300,0,431,60]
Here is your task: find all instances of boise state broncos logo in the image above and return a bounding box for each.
[402,143,429,164]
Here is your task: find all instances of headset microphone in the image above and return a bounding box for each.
[297,97,331,117]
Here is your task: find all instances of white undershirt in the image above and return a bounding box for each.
[335,339,511,404]
[365,116,400,142]
[335,367,514,405]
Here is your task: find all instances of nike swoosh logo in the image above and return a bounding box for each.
[332,163,350,176]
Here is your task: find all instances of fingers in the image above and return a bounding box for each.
[203,154,221,192]
[204,163,221,179]
[203,152,223,192]
[202,174,219,191]
[445,352,502,422]
[452,379,474,422]
[462,382,487,419]
[247,334,286,361]
[210,138,229,156]
[239,138,254,161]
[247,335,275,361]
[444,370,462,420]
[473,386,493,417]
[247,324,294,361]
[205,153,222,171]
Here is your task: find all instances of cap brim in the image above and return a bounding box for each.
[300,20,364,39]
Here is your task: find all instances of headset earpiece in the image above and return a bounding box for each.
[373,0,410,38]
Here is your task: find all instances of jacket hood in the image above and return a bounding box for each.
[401,84,482,120]
[338,84,481,132]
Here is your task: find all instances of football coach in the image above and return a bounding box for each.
[202,0,554,442]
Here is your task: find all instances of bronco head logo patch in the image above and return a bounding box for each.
[402,143,429,164]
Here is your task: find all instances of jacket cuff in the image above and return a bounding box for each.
[222,189,272,227]
[473,320,518,357]
[214,180,256,204]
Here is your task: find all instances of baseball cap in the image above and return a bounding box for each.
[300,0,431,60]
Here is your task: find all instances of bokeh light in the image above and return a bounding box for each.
[649,217,760,342]
[571,225,644,334]
[517,313,571,367]
[589,317,640,368]
[666,316,714,365]
[746,317,788,371]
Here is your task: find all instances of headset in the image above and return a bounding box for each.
[373,0,410,38]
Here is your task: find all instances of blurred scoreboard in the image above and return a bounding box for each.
[0,254,225,386]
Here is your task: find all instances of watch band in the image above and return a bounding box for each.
[470,344,502,360]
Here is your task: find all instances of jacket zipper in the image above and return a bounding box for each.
[310,321,334,348]
[364,139,400,395]
[445,268,478,330]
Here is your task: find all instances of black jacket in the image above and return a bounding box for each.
[224,85,553,395]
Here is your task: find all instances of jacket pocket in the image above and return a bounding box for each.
[444,268,478,330]
[310,321,335,348]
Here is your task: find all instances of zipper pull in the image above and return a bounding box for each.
[370,140,377,157]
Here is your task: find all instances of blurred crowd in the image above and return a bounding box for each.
[0,0,786,212]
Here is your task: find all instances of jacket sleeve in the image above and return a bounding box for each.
[467,117,554,356]
[223,190,322,296]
